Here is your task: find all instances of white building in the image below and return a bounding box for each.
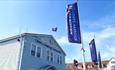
[0,33,66,70]
[107,57,115,70]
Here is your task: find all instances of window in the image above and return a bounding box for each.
[77,65,82,69]
[57,55,62,64]
[49,39,52,44]
[51,52,53,62]
[31,44,36,56]
[47,50,50,61]
[31,43,41,58]
[87,65,92,68]
[111,61,115,64]
[59,56,62,64]
[36,47,41,58]
[46,50,54,62]
[57,55,60,64]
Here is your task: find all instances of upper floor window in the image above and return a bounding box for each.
[51,52,53,62]
[31,44,36,56]
[46,50,54,62]
[57,55,60,64]
[56,55,63,64]
[31,43,41,58]
[36,47,41,58]
[47,50,50,61]
[60,56,62,64]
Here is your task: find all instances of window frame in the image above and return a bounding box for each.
[57,55,60,64]
[46,49,50,61]
[59,56,62,64]
[46,49,54,62]
[30,43,36,56]
[36,46,42,58]
[30,42,42,58]
[50,51,54,62]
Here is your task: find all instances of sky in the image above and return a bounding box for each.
[0,0,115,63]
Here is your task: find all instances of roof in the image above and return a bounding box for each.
[77,60,109,65]
[109,57,115,62]
[65,60,109,70]
[0,33,66,55]
[65,63,78,70]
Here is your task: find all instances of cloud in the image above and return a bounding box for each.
[57,12,115,63]
[57,26,115,48]
[105,45,115,54]
[56,36,84,62]
[83,27,115,60]
[98,27,115,39]
[81,11,115,32]
[102,52,110,60]
[66,57,73,63]
[57,27,115,62]
[65,54,82,63]
[56,36,69,45]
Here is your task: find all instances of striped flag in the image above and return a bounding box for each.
[89,39,98,64]
[67,2,81,44]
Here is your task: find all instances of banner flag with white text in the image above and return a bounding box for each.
[67,2,81,43]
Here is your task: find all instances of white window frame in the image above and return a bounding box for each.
[30,43,36,56]
[36,46,42,58]
[59,56,62,64]
[46,49,54,62]
[50,51,54,62]
[46,49,50,61]
[30,42,42,58]
[56,54,63,64]
[57,55,60,64]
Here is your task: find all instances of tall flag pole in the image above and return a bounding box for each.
[89,39,98,65]
[67,1,86,70]
[98,51,102,70]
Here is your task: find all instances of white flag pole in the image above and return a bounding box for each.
[81,40,86,70]
[76,0,86,70]
[80,28,86,70]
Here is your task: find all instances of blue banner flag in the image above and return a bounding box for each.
[98,51,102,68]
[67,2,81,43]
[89,39,97,64]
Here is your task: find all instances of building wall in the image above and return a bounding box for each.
[20,36,65,70]
[0,39,21,70]
[107,58,115,70]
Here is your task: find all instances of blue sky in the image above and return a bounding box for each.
[0,0,115,63]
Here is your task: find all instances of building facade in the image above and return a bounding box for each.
[107,57,115,70]
[0,33,66,70]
